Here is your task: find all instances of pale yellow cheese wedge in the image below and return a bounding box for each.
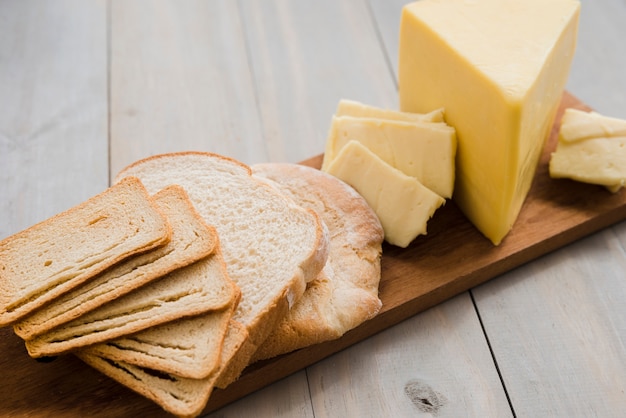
[399,0,580,245]
[325,140,445,248]
[321,115,456,198]
[336,99,445,123]
[550,108,626,192]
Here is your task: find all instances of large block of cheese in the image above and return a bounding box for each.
[550,109,626,193]
[321,115,456,198]
[399,0,580,245]
[325,140,444,248]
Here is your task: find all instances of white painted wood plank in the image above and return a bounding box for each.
[239,0,398,163]
[0,0,108,238]
[566,0,626,117]
[307,294,513,417]
[109,0,264,177]
[205,371,315,418]
[367,0,406,82]
[473,229,626,416]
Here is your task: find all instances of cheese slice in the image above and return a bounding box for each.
[325,140,445,248]
[399,0,580,245]
[336,99,445,123]
[321,115,456,198]
[558,109,626,143]
[550,109,626,192]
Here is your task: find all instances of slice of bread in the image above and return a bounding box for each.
[13,186,217,340]
[0,176,171,327]
[80,296,238,379]
[113,152,329,384]
[13,185,218,340]
[25,245,237,358]
[77,318,248,418]
[251,163,383,361]
[77,353,220,418]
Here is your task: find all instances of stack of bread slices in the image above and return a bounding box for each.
[0,152,384,418]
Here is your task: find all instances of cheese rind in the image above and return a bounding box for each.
[550,109,626,192]
[336,99,445,123]
[321,115,456,198]
[399,0,580,245]
[325,140,445,248]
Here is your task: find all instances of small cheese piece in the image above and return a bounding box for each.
[321,115,456,198]
[399,0,580,245]
[336,99,445,123]
[558,109,626,142]
[325,140,444,248]
[550,109,626,192]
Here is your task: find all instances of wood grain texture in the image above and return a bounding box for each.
[109,0,264,176]
[239,0,398,164]
[473,229,626,417]
[306,294,512,417]
[0,0,109,237]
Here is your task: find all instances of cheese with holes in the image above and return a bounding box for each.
[550,109,626,192]
[399,0,580,245]
[336,99,445,123]
[321,115,456,198]
[325,140,445,248]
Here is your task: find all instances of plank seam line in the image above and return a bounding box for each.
[364,0,398,90]
[236,0,269,159]
[470,290,517,418]
[305,367,316,417]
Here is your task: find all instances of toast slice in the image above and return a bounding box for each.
[251,163,383,360]
[113,152,329,385]
[80,293,239,379]
[0,176,171,326]
[25,245,237,358]
[14,185,218,340]
[77,353,221,418]
[77,319,248,418]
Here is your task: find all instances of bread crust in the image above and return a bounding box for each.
[114,152,329,384]
[14,185,217,339]
[0,176,172,326]
[25,249,238,358]
[251,163,383,361]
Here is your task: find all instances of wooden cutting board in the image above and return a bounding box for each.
[1,92,625,417]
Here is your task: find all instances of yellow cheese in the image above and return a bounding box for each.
[558,109,626,142]
[321,115,456,198]
[399,0,580,245]
[325,140,445,248]
[550,109,626,192]
[336,99,445,123]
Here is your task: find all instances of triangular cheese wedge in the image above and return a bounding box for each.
[399,0,580,244]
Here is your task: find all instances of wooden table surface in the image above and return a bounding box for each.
[1,1,625,417]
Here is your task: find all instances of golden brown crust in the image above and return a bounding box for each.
[14,185,217,339]
[24,249,238,358]
[251,163,383,361]
[0,176,172,326]
[113,151,253,183]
